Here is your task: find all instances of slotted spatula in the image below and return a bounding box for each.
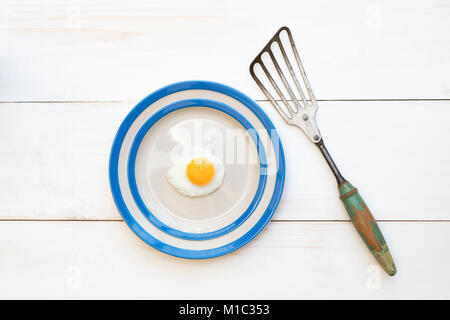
[250,26,396,276]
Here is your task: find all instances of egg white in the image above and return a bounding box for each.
[167,151,225,197]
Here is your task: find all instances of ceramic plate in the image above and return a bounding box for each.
[109,81,285,258]
[127,98,268,240]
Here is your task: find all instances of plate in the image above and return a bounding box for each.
[109,81,285,258]
[127,98,268,240]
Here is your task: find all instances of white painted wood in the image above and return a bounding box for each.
[0,221,448,299]
[1,0,450,101]
[1,101,449,221]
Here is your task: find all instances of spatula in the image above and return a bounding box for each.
[250,26,396,276]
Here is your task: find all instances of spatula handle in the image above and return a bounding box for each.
[338,181,397,276]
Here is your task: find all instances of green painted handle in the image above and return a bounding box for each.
[338,181,397,276]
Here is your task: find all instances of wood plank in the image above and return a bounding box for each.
[1,100,449,221]
[0,220,448,299]
[1,0,449,101]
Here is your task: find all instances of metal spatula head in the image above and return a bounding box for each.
[250,26,321,143]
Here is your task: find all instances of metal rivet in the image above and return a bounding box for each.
[302,114,309,121]
[313,135,320,141]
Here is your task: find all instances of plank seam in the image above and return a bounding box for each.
[0,219,448,222]
[2,98,450,104]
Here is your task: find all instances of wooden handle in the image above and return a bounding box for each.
[338,181,397,276]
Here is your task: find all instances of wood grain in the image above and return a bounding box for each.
[339,181,396,276]
[1,0,449,101]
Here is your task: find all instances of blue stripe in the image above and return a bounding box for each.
[109,81,285,259]
[127,99,267,240]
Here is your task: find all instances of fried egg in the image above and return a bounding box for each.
[167,151,225,197]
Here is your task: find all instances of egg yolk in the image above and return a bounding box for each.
[186,157,215,186]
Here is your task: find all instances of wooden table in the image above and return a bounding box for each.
[1,0,449,299]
